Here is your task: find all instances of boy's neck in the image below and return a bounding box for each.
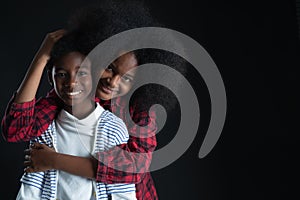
[64,101,95,119]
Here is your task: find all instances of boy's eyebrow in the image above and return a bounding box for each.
[53,65,91,71]
[53,66,66,71]
[77,65,90,70]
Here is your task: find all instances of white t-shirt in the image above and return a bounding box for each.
[17,103,137,200]
[55,103,103,200]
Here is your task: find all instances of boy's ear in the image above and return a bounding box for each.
[47,70,53,86]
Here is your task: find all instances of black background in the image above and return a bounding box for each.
[0,0,299,199]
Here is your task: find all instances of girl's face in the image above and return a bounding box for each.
[96,52,138,100]
[51,51,93,114]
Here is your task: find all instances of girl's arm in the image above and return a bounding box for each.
[1,30,65,142]
[25,110,157,184]
[25,143,97,179]
[14,29,65,103]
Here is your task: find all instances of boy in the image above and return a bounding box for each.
[15,31,136,199]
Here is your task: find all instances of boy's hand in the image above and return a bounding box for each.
[24,143,57,173]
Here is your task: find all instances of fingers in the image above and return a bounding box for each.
[51,29,66,34]
[24,145,34,172]
[49,29,66,36]
[24,154,31,161]
[24,154,34,173]
[24,148,31,155]
[25,166,35,173]
[23,143,54,173]
[48,29,66,42]
[24,156,37,173]
[24,162,43,173]
[24,143,47,157]
[24,160,31,167]
[31,142,44,149]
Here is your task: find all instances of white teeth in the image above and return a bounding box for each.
[67,90,82,96]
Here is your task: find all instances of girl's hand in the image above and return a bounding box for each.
[24,143,57,173]
[14,29,66,103]
[36,29,66,59]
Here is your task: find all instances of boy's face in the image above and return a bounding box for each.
[52,51,93,109]
[96,52,138,100]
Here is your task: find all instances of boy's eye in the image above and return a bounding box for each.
[55,73,67,78]
[121,75,133,83]
[77,71,88,76]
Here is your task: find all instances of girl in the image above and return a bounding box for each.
[2,0,186,199]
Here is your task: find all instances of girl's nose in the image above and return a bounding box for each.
[108,75,120,88]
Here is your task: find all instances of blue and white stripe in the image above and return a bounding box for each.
[20,110,135,200]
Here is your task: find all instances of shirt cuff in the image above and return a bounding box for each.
[96,152,111,183]
[7,92,36,114]
[10,98,36,112]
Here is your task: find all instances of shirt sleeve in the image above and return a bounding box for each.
[109,116,130,146]
[96,110,157,184]
[1,89,61,142]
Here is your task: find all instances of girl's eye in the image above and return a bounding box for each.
[105,64,114,72]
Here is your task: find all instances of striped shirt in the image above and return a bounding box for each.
[2,90,158,200]
[20,104,135,200]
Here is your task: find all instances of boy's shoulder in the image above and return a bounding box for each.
[100,110,127,132]
[99,109,126,127]
[97,109,129,144]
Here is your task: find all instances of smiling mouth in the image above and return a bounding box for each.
[99,82,118,94]
[66,90,83,96]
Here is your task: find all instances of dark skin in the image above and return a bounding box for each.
[8,28,97,178]
[24,52,139,180]
[24,143,97,179]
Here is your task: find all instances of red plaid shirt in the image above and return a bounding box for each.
[1,89,158,200]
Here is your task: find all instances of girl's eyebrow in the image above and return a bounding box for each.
[111,62,135,77]
[124,73,134,78]
[107,63,118,73]
[110,63,117,69]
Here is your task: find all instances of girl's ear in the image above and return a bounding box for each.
[47,70,53,86]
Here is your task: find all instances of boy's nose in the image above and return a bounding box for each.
[65,75,78,87]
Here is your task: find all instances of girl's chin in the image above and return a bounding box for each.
[97,91,113,100]
[96,88,114,99]
[97,88,128,100]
